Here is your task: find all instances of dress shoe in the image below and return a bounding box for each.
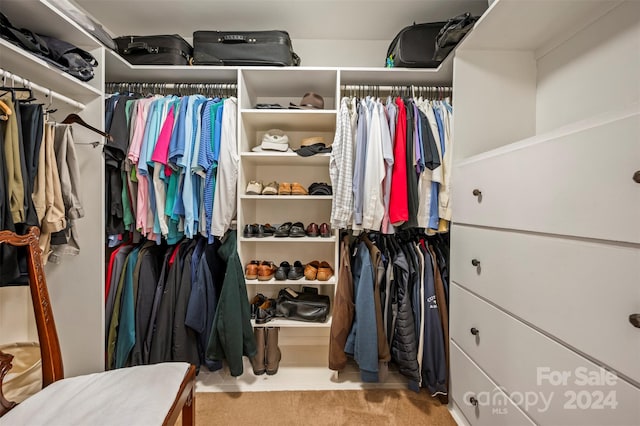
[305,222,319,237]
[258,261,277,281]
[319,222,331,238]
[287,260,304,280]
[256,224,276,238]
[317,261,334,281]
[290,182,308,195]
[304,260,320,280]
[289,221,306,237]
[275,261,291,280]
[256,299,277,324]
[250,293,267,318]
[243,224,258,238]
[245,260,260,280]
[274,222,292,237]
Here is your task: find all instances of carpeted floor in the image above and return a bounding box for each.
[187,390,456,425]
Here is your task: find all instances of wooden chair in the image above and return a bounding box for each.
[0,227,196,425]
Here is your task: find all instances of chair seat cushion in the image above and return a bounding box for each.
[1,362,191,425]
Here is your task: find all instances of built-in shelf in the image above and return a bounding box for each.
[241,194,332,200]
[457,0,620,54]
[339,55,454,86]
[0,39,102,104]
[241,109,336,131]
[246,277,337,285]
[240,236,337,243]
[1,0,102,50]
[240,152,330,166]
[105,49,239,83]
[251,315,332,328]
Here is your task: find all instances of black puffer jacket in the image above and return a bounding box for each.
[390,248,420,384]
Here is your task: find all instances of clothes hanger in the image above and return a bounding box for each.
[0,99,11,121]
[61,113,114,142]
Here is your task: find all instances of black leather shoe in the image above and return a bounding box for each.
[257,224,277,238]
[274,222,292,237]
[243,224,258,238]
[287,260,304,280]
[256,299,277,324]
[275,261,291,280]
[289,222,306,237]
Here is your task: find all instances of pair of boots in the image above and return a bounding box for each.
[251,327,281,375]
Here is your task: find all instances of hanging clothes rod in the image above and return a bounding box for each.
[341,84,451,91]
[105,82,237,96]
[0,68,86,110]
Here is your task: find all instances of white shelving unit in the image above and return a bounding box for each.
[0,0,106,377]
[448,1,640,425]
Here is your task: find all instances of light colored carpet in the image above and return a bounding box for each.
[188,390,456,425]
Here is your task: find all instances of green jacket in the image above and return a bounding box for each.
[206,231,256,376]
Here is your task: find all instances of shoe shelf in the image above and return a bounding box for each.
[240,195,332,200]
[239,236,337,243]
[251,315,333,329]
[245,277,337,285]
[240,152,330,166]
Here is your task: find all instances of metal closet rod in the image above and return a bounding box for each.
[105,82,237,93]
[341,84,452,92]
[0,68,86,110]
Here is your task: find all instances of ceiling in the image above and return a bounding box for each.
[73,0,488,41]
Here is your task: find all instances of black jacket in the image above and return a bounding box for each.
[390,246,420,386]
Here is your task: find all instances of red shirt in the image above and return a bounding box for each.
[389,98,408,225]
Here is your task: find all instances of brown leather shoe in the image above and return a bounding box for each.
[317,261,334,281]
[304,260,320,280]
[319,222,331,238]
[278,182,291,195]
[245,260,260,280]
[290,182,308,195]
[258,261,277,281]
[305,222,319,237]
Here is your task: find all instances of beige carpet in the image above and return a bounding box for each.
[187,390,456,425]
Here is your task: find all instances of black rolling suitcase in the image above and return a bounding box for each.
[114,35,192,65]
[192,30,300,66]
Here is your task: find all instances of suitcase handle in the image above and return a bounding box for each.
[221,34,248,43]
[124,41,158,54]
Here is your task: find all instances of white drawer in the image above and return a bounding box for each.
[450,283,640,425]
[451,341,535,426]
[450,224,640,383]
[451,111,640,243]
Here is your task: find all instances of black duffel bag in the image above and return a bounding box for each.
[276,287,330,323]
[192,30,300,66]
[433,13,479,61]
[114,35,192,65]
[385,21,446,68]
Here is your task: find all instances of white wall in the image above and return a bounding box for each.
[536,0,640,133]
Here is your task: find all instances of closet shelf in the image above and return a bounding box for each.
[239,236,337,243]
[240,152,330,166]
[1,0,102,50]
[245,277,337,285]
[251,316,332,328]
[0,39,102,104]
[240,195,332,200]
[339,57,454,86]
[105,50,239,83]
[457,0,619,53]
[241,109,336,131]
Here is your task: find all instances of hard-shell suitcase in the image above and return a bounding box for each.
[114,34,192,65]
[192,30,300,66]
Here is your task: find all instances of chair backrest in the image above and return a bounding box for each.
[0,228,64,398]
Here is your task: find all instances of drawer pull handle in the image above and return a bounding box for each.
[472,189,482,197]
[634,171,640,184]
[471,259,481,267]
[630,314,640,328]
[470,327,480,336]
[469,396,478,407]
